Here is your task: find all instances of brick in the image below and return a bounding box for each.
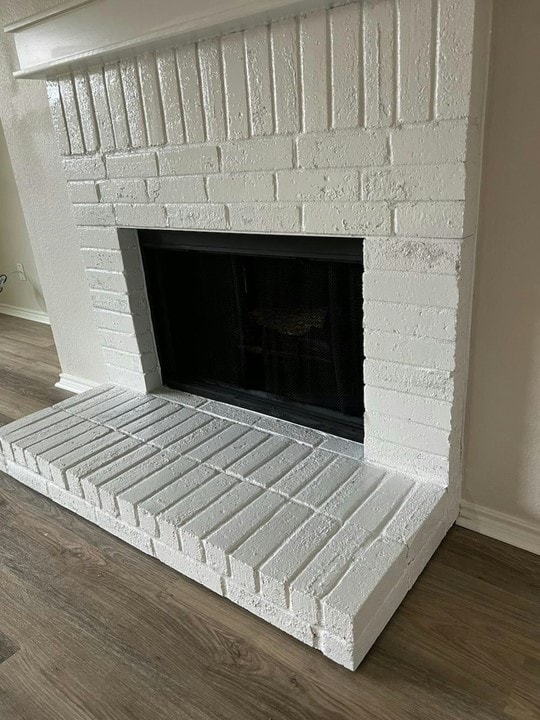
[362,164,466,202]
[363,270,459,309]
[90,289,148,315]
[68,181,99,203]
[73,203,115,226]
[167,204,226,230]
[104,62,130,149]
[154,541,223,595]
[115,203,167,228]
[319,436,364,460]
[397,0,432,123]
[303,202,390,235]
[207,173,273,202]
[99,179,148,203]
[78,226,126,250]
[436,0,475,119]
[270,18,299,134]
[198,38,226,142]
[364,436,450,482]
[86,270,128,293]
[364,237,462,274]
[185,424,251,463]
[97,328,154,355]
[364,386,452,431]
[94,509,154,553]
[390,121,468,164]
[383,483,447,556]
[106,152,158,178]
[244,25,273,136]
[119,58,146,147]
[73,70,99,153]
[364,331,456,371]
[297,130,387,169]
[319,465,385,522]
[176,45,205,144]
[155,49,184,144]
[63,155,106,180]
[221,31,249,140]
[299,10,328,132]
[102,347,156,373]
[221,137,293,172]
[329,3,361,128]
[228,203,300,233]
[46,80,70,155]
[59,75,84,154]
[228,502,312,591]
[147,176,206,203]
[271,450,335,498]
[226,435,292,480]
[321,538,407,638]
[394,201,467,238]
[363,300,457,341]
[365,412,451,457]
[294,455,362,509]
[253,416,324,447]
[363,0,395,127]
[81,248,125,272]
[277,170,358,202]
[137,52,166,146]
[93,308,149,335]
[66,435,140,496]
[203,428,269,470]
[88,65,115,151]
[165,417,228,456]
[364,359,454,402]
[151,413,214,450]
[158,146,219,175]
[36,425,112,484]
[246,442,311,489]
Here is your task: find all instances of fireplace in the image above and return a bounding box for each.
[140,231,364,440]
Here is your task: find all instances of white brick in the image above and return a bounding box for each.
[73,70,99,153]
[364,237,462,274]
[363,0,395,127]
[37,425,112,484]
[294,455,361,509]
[198,38,226,142]
[221,137,293,172]
[364,331,456,371]
[271,450,334,498]
[270,18,299,134]
[119,58,146,147]
[299,10,328,132]
[277,170,358,202]
[106,152,158,178]
[228,503,312,591]
[154,541,223,595]
[318,436,364,460]
[364,386,452,431]
[78,226,125,250]
[367,410,452,457]
[186,425,252,463]
[98,328,155,355]
[397,0,433,123]
[93,309,149,335]
[68,181,99,203]
[137,52,166,146]
[362,164,466,202]
[321,538,406,639]
[81,248,125,272]
[297,130,387,169]
[259,513,337,607]
[86,270,128,293]
[115,203,167,228]
[90,289,147,315]
[364,359,454,402]
[59,75,84,154]
[66,435,140,496]
[207,173,273,202]
[383,483,447,556]
[158,146,219,175]
[363,301,457,340]
[167,203,226,230]
[246,442,311,488]
[99,179,148,203]
[390,121,468,164]
[221,31,249,140]
[363,270,459,309]
[147,176,206,203]
[106,366,160,392]
[245,25,273,136]
[46,80,70,155]
[394,201,467,238]
[329,3,361,129]
[176,45,205,144]
[303,202,390,235]
[73,203,115,226]
[102,347,156,373]
[88,65,115,151]
[364,436,450,482]
[203,491,285,575]
[436,0,475,119]
[94,509,153,553]
[229,203,300,233]
[63,155,106,180]
[253,416,324,447]
[104,62,130,149]
[204,428,269,471]
[155,49,184,144]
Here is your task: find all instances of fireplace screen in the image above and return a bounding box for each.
[139,231,364,440]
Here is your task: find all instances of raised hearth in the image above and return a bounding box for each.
[0,384,447,669]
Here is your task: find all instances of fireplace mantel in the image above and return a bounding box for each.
[5,0,343,79]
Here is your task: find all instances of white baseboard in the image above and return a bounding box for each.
[0,303,50,324]
[458,500,540,555]
[55,373,101,394]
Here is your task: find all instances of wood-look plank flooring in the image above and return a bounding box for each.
[0,314,538,720]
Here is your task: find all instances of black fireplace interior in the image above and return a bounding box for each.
[139,230,364,441]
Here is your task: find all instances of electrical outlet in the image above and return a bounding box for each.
[15,263,27,282]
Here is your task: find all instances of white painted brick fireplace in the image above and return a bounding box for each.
[0,0,491,669]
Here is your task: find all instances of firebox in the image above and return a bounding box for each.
[139,230,364,441]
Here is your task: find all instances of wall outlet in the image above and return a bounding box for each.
[15,263,27,282]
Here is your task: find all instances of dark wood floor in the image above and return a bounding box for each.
[0,314,538,720]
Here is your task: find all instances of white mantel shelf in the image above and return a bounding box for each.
[5,0,346,79]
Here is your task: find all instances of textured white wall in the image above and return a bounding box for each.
[0,0,106,384]
[0,120,46,316]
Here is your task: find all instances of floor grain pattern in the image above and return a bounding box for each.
[0,315,538,720]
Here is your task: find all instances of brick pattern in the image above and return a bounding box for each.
[0,385,450,669]
[43,0,490,486]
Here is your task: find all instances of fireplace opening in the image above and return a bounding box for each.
[139,230,364,441]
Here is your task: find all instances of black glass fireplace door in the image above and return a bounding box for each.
[139,231,364,440]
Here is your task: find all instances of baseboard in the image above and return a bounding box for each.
[55,373,101,394]
[0,303,50,324]
[458,500,540,555]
